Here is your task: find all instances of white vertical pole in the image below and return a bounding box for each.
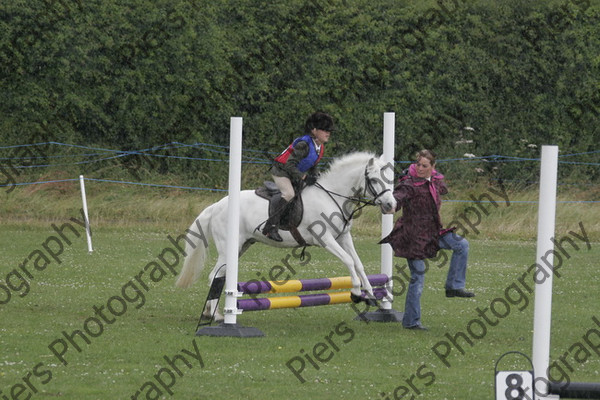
[532,145,559,398]
[380,112,395,310]
[223,117,243,325]
[79,175,93,253]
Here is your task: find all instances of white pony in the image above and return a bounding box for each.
[175,151,396,321]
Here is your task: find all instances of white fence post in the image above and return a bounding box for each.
[79,175,93,253]
[356,112,403,323]
[531,145,559,398]
[196,117,263,337]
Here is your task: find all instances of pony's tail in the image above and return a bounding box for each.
[175,205,213,289]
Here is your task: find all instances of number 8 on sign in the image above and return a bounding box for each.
[495,371,534,400]
[506,373,525,399]
[494,351,535,400]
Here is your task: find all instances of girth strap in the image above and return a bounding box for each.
[289,226,308,247]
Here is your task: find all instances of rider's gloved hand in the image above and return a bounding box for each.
[305,174,318,186]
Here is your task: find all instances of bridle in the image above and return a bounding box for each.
[364,166,392,204]
[314,161,392,234]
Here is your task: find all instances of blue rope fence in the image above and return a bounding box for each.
[3,141,600,166]
[1,141,599,202]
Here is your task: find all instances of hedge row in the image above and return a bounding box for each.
[1,0,599,183]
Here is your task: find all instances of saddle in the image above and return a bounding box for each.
[255,181,306,245]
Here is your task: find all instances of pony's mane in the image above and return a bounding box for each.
[321,151,376,178]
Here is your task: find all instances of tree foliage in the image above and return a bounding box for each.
[1,0,599,182]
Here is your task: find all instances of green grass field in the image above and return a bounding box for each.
[1,186,599,400]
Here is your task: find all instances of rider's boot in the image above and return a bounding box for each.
[262,198,288,242]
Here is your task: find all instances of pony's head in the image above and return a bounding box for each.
[321,152,396,214]
[364,155,396,214]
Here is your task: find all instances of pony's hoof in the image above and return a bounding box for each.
[200,313,225,323]
[213,314,224,323]
[350,293,379,307]
[350,293,362,303]
[364,297,379,307]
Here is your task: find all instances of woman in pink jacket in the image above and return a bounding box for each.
[380,150,474,330]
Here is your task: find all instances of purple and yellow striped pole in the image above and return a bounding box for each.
[238,288,389,312]
[236,274,389,312]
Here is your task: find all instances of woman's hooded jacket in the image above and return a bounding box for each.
[380,164,452,259]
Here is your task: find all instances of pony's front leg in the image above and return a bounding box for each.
[317,233,364,298]
[337,232,376,301]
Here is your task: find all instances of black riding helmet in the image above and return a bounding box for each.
[304,111,335,134]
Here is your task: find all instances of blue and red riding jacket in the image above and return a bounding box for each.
[274,134,324,173]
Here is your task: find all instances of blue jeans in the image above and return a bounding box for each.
[402,232,470,328]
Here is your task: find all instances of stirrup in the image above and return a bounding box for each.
[263,226,283,242]
[263,229,283,242]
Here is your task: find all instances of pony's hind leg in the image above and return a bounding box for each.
[202,258,227,322]
[201,239,255,322]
